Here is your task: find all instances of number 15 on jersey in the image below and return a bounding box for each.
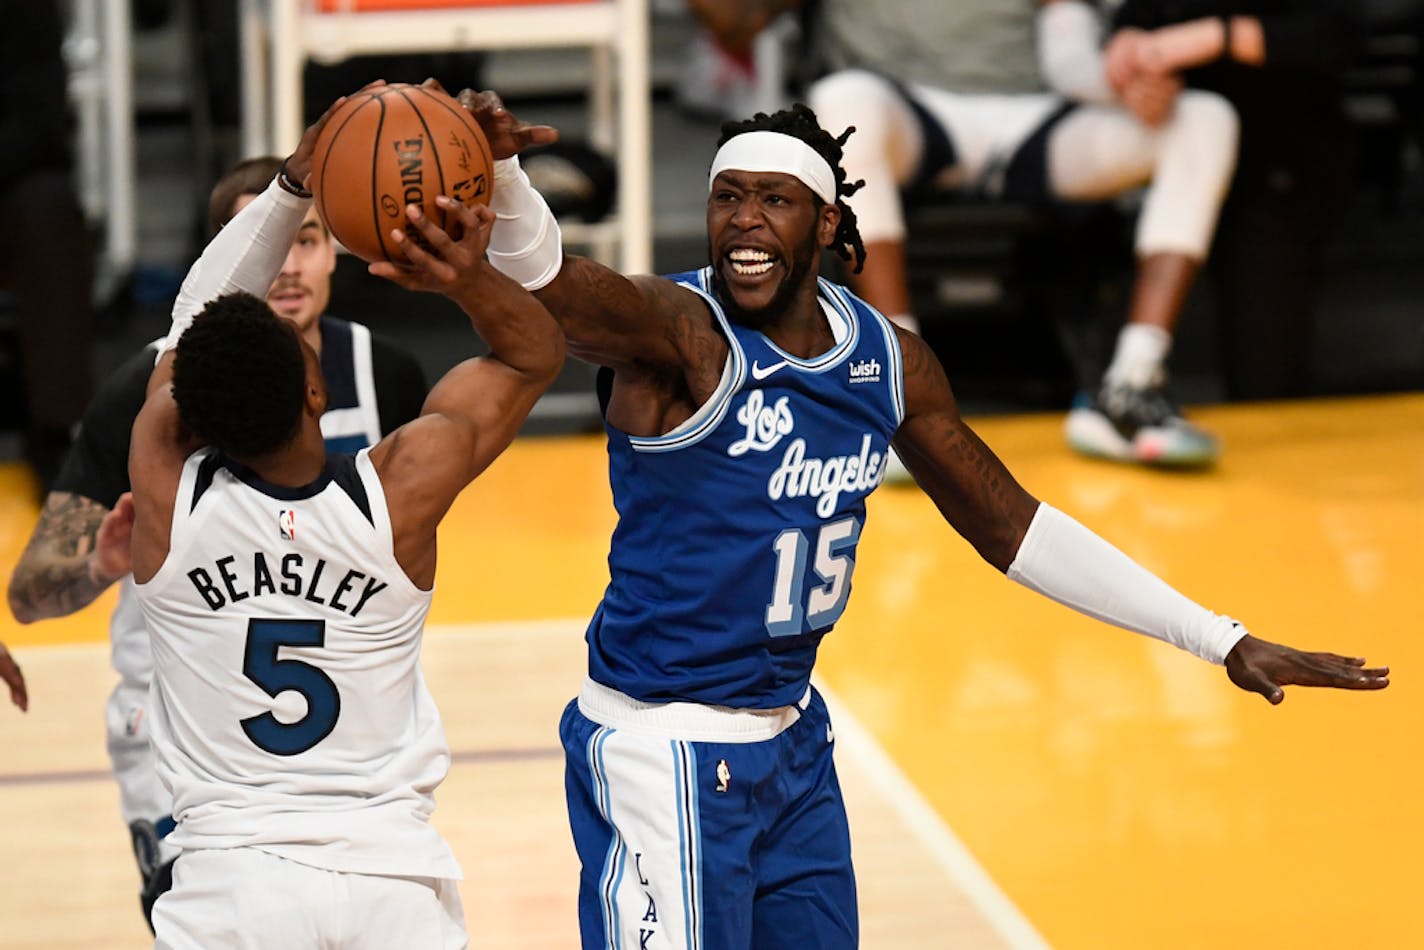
[764,515,861,637]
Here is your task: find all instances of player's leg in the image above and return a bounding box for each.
[750,689,857,949]
[346,873,468,949]
[563,692,803,950]
[806,69,927,334]
[152,848,330,949]
[1048,92,1239,466]
[106,679,180,931]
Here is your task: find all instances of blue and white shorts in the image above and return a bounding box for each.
[561,678,857,950]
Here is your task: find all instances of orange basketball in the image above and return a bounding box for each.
[310,83,495,264]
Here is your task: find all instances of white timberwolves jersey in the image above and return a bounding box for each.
[134,447,460,880]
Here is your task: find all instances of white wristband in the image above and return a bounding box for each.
[1007,503,1248,664]
[486,156,564,291]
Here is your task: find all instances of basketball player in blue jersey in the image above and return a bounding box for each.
[5,153,425,928]
[442,92,1389,950]
[123,95,563,948]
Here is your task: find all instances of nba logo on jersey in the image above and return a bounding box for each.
[278,509,296,540]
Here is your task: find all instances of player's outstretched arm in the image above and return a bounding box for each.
[890,328,1389,700]
[889,330,1041,569]
[452,86,710,373]
[367,199,564,585]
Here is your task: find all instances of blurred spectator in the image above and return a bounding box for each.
[691,0,1242,468]
[1109,1,1364,400]
[0,0,95,490]
[678,0,791,120]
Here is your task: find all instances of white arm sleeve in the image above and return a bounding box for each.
[158,178,311,358]
[1007,503,1248,664]
[1037,0,1117,105]
[485,156,564,291]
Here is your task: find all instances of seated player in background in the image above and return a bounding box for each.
[6,152,427,928]
[1105,0,1363,401]
[454,91,1387,949]
[126,92,563,947]
[687,0,1241,467]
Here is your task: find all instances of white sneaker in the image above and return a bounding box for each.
[1065,383,1219,468]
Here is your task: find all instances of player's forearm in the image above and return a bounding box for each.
[7,494,117,623]
[1006,503,1247,664]
[1138,17,1265,73]
[162,179,310,354]
[457,262,566,384]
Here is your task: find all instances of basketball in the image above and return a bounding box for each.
[310,83,495,264]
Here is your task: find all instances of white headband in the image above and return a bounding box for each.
[708,131,837,205]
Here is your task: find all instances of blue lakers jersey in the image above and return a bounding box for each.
[588,268,905,708]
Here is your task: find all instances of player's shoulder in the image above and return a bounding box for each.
[650,267,726,325]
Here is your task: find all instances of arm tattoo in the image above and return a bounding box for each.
[897,333,1037,568]
[7,492,114,622]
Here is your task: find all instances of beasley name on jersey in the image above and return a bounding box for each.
[588,267,905,708]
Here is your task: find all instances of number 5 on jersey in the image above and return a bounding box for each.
[765,516,861,636]
[240,618,342,755]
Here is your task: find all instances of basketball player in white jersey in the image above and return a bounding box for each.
[7,154,426,928]
[124,93,564,948]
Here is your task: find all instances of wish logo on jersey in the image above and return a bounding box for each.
[848,357,881,384]
[728,390,887,518]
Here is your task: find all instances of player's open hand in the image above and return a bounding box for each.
[91,492,135,586]
[452,88,559,160]
[1118,71,1182,127]
[1225,634,1389,704]
[368,197,496,296]
[0,642,27,712]
[284,80,389,189]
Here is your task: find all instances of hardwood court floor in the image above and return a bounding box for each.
[1,393,1419,948]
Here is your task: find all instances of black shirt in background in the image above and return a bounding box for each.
[54,322,428,509]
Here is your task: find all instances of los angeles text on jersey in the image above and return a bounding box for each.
[186,552,388,616]
[729,390,887,517]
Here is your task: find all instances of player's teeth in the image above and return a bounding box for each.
[731,260,774,275]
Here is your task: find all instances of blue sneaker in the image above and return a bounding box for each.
[1064,383,1219,468]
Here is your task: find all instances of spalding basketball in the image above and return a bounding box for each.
[310,83,495,264]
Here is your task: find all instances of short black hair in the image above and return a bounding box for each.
[208,156,284,235]
[172,293,307,459]
[716,103,867,274]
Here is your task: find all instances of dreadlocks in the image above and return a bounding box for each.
[717,103,868,274]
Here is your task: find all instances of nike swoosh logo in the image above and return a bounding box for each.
[750,360,788,380]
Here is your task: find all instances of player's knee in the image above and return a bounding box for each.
[1171,89,1240,158]
[807,70,899,144]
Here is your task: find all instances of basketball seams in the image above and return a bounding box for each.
[314,93,381,256]
[369,94,399,263]
[390,85,450,237]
